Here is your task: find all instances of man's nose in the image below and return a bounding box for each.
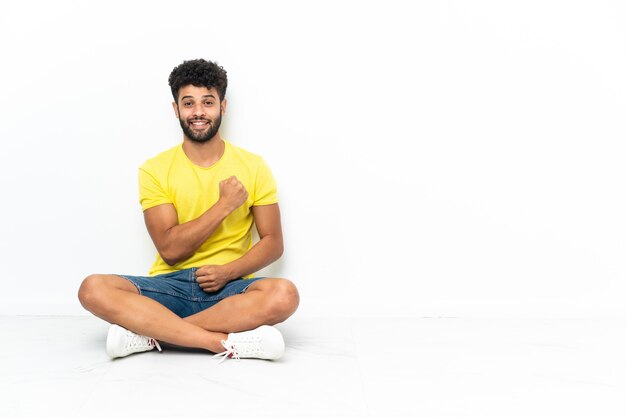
[192,104,205,117]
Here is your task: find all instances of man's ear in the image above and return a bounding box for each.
[220,99,227,115]
[172,101,179,118]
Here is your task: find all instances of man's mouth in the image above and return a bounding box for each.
[190,119,210,128]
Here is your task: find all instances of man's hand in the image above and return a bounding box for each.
[195,265,233,293]
[219,176,248,213]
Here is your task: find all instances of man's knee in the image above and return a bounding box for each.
[78,274,105,311]
[265,278,299,323]
[77,274,135,312]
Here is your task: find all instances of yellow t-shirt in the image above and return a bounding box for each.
[138,140,278,276]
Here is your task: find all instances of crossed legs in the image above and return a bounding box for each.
[78,274,299,353]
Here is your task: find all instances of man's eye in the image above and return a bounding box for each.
[183,102,192,106]
[205,101,214,105]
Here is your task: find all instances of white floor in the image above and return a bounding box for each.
[1,315,624,418]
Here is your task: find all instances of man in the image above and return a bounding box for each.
[78,59,299,361]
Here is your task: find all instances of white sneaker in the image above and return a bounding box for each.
[106,324,162,359]
[213,325,285,363]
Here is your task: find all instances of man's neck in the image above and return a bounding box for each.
[182,135,225,168]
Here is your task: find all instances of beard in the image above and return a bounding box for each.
[179,111,222,143]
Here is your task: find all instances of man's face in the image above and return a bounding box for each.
[173,85,226,143]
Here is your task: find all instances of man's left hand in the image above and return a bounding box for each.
[195,265,232,293]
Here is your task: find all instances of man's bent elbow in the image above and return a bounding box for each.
[160,248,184,266]
[162,257,178,267]
[273,240,284,261]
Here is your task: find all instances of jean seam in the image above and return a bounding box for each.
[116,275,143,295]
[140,288,191,300]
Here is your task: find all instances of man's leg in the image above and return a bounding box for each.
[78,274,227,353]
[183,278,300,333]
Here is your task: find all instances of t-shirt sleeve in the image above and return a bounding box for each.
[138,162,171,211]
[253,157,278,206]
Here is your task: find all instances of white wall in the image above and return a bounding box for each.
[1,0,624,318]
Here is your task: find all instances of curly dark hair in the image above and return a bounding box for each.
[168,59,228,102]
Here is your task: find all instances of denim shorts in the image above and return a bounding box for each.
[114,267,264,318]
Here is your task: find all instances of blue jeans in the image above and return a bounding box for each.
[114,267,264,318]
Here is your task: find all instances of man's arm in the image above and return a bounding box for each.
[195,203,284,292]
[224,203,284,278]
[143,176,248,266]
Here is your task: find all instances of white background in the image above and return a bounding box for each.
[1,0,624,318]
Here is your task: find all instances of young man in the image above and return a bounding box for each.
[78,59,299,361]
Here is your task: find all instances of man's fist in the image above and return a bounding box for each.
[195,265,231,293]
[219,176,248,212]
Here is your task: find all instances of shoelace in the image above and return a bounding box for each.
[125,330,162,352]
[213,341,239,363]
[213,336,264,363]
